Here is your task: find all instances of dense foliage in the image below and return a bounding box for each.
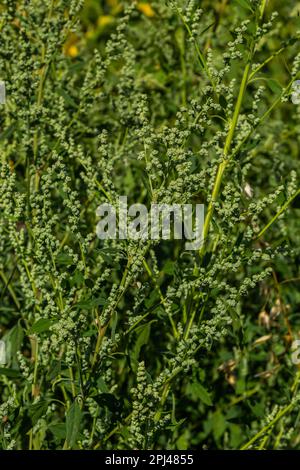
[0,0,300,450]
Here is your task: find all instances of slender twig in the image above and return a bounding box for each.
[256,188,300,239]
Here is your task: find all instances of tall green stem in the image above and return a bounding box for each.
[199,0,268,256]
[200,62,251,255]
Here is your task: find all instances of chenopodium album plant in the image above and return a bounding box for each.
[0,0,299,450]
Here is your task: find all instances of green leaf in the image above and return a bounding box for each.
[0,367,21,378]
[229,422,243,448]
[97,377,109,393]
[266,79,283,94]
[76,296,106,310]
[46,360,61,381]
[30,318,53,334]
[167,417,186,430]
[55,253,75,266]
[200,21,216,36]
[49,423,66,441]
[57,88,78,109]
[163,260,175,275]
[82,328,98,337]
[130,322,153,371]
[276,191,286,206]
[70,270,85,288]
[233,0,253,12]
[66,401,82,449]
[144,290,159,309]
[175,28,185,54]
[140,71,168,91]
[97,247,125,263]
[29,400,49,425]
[188,381,213,406]
[176,430,190,450]
[212,410,227,440]
[3,323,24,368]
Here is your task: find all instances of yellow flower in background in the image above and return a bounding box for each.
[137,3,155,18]
[97,15,114,28]
[67,45,79,58]
[64,34,79,58]
[85,29,95,40]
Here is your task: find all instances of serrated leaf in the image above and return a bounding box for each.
[70,270,85,288]
[29,400,49,426]
[189,381,213,406]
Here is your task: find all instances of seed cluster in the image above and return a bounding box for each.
[0,0,299,451]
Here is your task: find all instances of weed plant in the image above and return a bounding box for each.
[0,0,300,450]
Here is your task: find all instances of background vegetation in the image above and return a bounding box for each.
[0,0,300,450]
